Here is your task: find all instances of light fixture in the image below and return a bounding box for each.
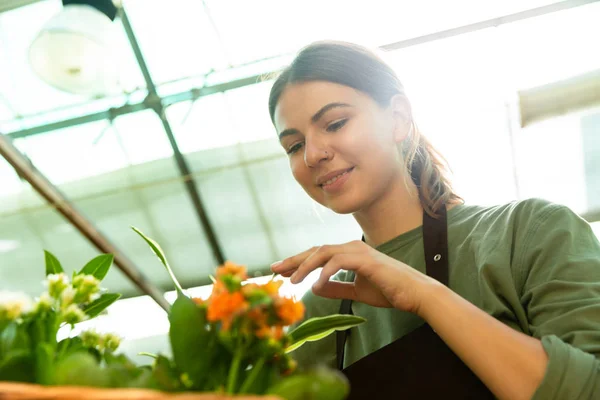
[518,69,600,128]
[28,0,119,97]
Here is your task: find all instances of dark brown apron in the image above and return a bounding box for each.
[336,206,496,399]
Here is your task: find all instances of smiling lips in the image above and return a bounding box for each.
[317,167,355,191]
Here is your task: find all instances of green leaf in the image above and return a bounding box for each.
[53,352,110,387]
[169,295,214,389]
[44,250,64,276]
[131,226,184,296]
[138,352,159,360]
[1,322,30,361]
[25,313,58,348]
[57,337,85,361]
[35,343,55,384]
[104,352,135,368]
[127,367,158,389]
[267,367,350,400]
[0,350,34,383]
[83,293,121,318]
[152,355,182,391]
[79,254,114,281]
[0,322,18,356]
[286,314,366,353]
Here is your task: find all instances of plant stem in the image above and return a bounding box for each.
[239,357,266,394]
[226,347,244,394]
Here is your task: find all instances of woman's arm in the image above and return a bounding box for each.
[421,202,600,400]
[272,202,600,400]
[419,283,547,400]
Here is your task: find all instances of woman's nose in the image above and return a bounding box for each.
[304,138,331,167]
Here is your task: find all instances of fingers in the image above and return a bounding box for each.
[289,245,334,283]
[313,253,352,289]
[270,246,321,276]
[271,241,366,284]
[312,281,356,300]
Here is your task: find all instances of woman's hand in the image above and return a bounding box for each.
[270,240,441,315]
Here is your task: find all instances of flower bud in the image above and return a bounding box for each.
[46,273,69,298]
[81,329,101,348]
[0,291,34,320]
[60,287,77,308]
[102,333,121,352]
[34,292,54,313]
[62,304,87,325]
[72,274,101,303]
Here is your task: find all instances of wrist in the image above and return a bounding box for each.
[415,279,452,320]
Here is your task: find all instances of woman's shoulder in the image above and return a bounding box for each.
[451,197,582,231]
[448,198,595,259]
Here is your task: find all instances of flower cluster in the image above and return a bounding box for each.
[80,329,122,353]
[0,290,34,321]
[187,261,305,380]
[199,261,305,341]
[37,272,101,324]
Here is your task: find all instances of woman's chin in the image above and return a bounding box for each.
[324,197,362,215]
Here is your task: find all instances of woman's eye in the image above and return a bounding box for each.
[326,119,348,132]
[286,142,304,155]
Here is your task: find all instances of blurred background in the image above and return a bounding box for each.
[1,0,599,361]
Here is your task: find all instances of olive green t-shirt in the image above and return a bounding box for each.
[292,198,600,400]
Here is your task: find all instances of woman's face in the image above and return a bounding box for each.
[274,81,407,214]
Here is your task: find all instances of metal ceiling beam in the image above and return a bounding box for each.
[5,75,267,140]
[380,0,600,51]
[6,0,599,141]
[119,6,226,266]
[0,132,170,311]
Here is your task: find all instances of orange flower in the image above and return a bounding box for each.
[262,280,283,296]
[255,324,272,339]
[207,291,248,330]
[248,308,270,338]
[216,261,248,280]
[247,308,267,324]
[241,283,260,297]
[255,324,284,340]
[272,325,284,340]
[247,308,285,340]
[211,280,227,295]
[192,297,206,306]
[275,297,305,326]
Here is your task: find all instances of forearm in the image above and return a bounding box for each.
[418,283,548,400]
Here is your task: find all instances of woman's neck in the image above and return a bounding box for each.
[353,177,423,248]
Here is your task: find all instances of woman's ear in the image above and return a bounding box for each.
[390,95,413,143]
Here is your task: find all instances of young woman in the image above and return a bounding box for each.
[268,41,600,400]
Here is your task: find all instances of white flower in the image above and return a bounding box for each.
[45,273,69,298]
[72,274,100,303]
[61,304,87,325]
[101,333,121,352]
[81,329,101,348]
[60,287,77,308]
[0,291,34,320]
[34,292,55,312]
[73,274,100,290]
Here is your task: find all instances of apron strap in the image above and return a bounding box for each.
[336,297,353,370]
[423,206,449,286]
[336,205,450,370]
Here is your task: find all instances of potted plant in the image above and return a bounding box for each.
[0,229,365,400]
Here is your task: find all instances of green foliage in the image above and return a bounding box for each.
[286,315,366,353]
[44,250,63,276]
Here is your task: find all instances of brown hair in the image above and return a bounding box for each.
[268,41,461,216]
